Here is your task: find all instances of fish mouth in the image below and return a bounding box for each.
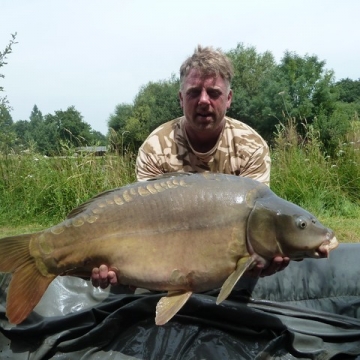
[314,235,339,258]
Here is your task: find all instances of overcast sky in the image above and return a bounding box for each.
[1,0,359,135]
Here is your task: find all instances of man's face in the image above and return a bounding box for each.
[179,68,232,133]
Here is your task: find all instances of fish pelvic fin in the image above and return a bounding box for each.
[216,256,255,305]
[0,234,55,324]
[155,290,192,326]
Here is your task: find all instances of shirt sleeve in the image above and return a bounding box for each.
[135,145,165,181]
[240,145,271,186]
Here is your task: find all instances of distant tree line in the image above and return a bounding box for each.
[1,105,106,155]
[0,34,106,156]
[1,36,360,157]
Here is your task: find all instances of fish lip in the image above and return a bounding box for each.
[314,235,339,258]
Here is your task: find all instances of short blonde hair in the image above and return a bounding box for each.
[180,45,234,90]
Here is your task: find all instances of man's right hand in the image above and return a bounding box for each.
[91,265,118,288]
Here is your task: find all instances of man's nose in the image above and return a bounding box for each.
[198,89,210,105]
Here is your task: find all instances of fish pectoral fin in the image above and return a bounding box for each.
[155,290,192,326]
[216,256,255,305]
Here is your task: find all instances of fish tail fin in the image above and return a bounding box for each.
[0,234,55,324]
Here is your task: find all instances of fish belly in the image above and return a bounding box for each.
[103,225,247,293]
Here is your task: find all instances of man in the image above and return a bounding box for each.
[92,45,289,289]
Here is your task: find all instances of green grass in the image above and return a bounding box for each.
[319,216,360,243]
[270,118,360,219]
[0,153,136,227]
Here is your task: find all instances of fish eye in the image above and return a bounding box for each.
[296,217,308,229]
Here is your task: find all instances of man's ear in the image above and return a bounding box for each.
[227,89,233,109]
[179,91,184,108]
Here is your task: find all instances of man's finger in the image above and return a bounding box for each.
[278,257,290,271]
[99,265,110,288]
[91,267,100,287]
[108,271,118,285]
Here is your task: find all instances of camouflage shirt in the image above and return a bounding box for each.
[136,116,271,186]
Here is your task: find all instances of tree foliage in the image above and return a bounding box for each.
[249,51,339,140]
[0,34,17,153]
[7,105,105,155]
[226,43,277,127]
[0,33,17,109]
[108,75,182,152]
[0,106,16,154]
[336,78,360,103]
[45,106,92,144]
[108,103,134,133]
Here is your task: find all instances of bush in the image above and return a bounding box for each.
[271,117,360,218]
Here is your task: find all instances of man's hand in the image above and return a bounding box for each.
[91,256,294,289]
[246,256,291,278]
[91,265,118,288]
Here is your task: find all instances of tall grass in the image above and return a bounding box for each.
[1,118,360,228]
[0,151,136,226]
[271,117,360,218]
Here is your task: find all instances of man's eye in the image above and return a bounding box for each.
[208,90,221,99]
[187,90,200,97]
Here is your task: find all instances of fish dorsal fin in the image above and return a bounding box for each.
[216,256,255,305]
[66,188,122,218]
[67,173,195,218]
[155,290,192,325]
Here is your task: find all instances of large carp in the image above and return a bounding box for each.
[0,173,338,325]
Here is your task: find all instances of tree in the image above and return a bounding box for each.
[0,33,17,109]
[313,108,351,156]
[12,105,107,154]
[90,130,107,145]
[38,106,93,154]
[0,107,15,153]
[46,106,92,145]
[0,34,17,154]
[226,43,277,128]
[107,103,134,153]
[24,105,45,151]
[127,75,182,144]
[35,119,59,155]
[251,51,339,141]
[12,119,32,150]
[29,104,44,130]
[108,103,134,133]
[335,78,360,103]
[108,75,182,151]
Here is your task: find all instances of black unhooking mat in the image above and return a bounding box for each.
[1,243,360,360]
